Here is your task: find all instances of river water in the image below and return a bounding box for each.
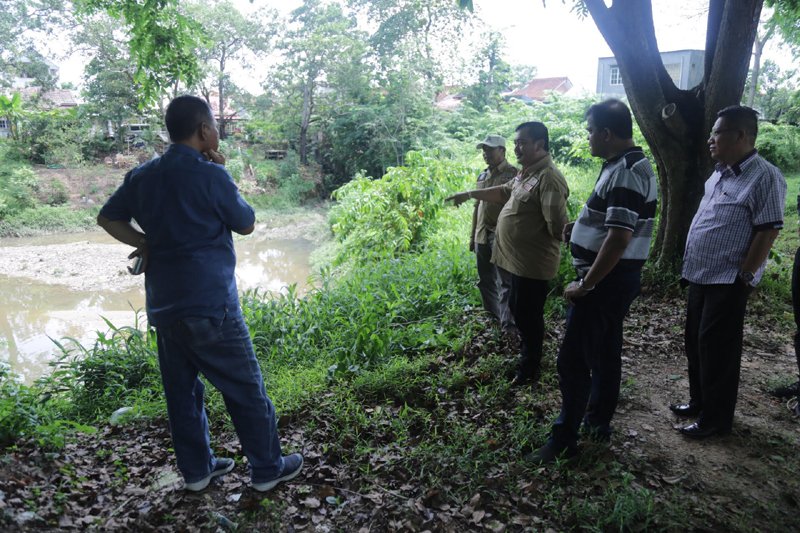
[0,231,315,383]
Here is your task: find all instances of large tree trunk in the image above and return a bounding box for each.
[585,0,763,271]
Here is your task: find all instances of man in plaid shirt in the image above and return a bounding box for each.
[672,105,787,439]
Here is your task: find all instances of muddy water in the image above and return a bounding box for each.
[0,231,315,383]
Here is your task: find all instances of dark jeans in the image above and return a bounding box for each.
[684,281,751,431]
[550,268,641,450]
[792,248,800,380]
[475,232,514,329]
[156,312,284,484]
[506,271,548,380]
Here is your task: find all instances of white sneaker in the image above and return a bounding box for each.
[184,458,235,492]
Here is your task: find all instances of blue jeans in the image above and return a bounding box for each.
[550,268,641,450]
[156,312,283,484]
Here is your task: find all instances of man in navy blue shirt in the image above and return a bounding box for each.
[98,95,303,492]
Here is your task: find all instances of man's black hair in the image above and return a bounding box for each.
[515,121,549,152]
[585,99,633,139]
[165,95,214,142]
[717,105,759,139]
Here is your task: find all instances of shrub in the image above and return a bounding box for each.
[757,122,800,172]
[0,363,41,447]
[0,165,39,219]
[329,151,474,262]
[39,315,162,422]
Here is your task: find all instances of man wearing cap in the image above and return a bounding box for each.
[470,135,518,330]
[447,122,569,387]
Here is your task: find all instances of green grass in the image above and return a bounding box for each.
[0,205,98,237]
[2,165,797,530]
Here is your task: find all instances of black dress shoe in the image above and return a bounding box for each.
[669,402,701,417]
[679,421,729,439]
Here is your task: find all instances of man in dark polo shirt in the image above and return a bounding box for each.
[98,95,303,492]
[447,122,569,387]
[469,135,518,330]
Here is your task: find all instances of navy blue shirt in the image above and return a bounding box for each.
[100,144,255,327]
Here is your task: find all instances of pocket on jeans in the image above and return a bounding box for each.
[181,316,224,346]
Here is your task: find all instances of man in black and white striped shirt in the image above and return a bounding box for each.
[531,99,657,463]
[672,105,787,439]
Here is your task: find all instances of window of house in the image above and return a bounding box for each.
[665,63,682,86]
[0,119,8,130]
[609,66,622,86]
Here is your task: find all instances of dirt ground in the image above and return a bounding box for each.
[1,294,798,531]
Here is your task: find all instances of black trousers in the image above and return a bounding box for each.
[684,282,751,431]
[507,271,548,380]
[792,248,800,380]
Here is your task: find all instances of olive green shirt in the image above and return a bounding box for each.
[471,159,518,246]
[492,155,570,280]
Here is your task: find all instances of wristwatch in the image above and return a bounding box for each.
[578,278,595,291]
[739,271,755,285]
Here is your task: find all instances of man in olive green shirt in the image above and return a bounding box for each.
[447,122,570,386]
[470,135,518,330]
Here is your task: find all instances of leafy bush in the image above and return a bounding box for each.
[329,151,474,261]
[243,217,475,380]
[38,315,162,422]
[0,363,41,447]
[0,165,40,219]
[757,122,800,172]
[44,179,70,206]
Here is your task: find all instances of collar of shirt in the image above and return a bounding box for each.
[486,159,513,176]
[167,143,207,161]
[601,146,643,170]
[519,154,552,180]
[714,149,758,176]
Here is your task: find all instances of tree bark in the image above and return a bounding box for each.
[584,0,763,270]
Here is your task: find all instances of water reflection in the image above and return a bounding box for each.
[0,232,314,383]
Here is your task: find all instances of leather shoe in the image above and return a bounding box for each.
[679,421,728,439]
[669,402,701,417]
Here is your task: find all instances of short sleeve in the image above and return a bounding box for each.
[211,166,255,231]
[98,171,133,222]
[752,167,787,229]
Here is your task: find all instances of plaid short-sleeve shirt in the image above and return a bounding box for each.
[682,151,787,285]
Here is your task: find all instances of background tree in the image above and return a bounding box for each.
[0,0,66,88]
[271,0,366,165]
[73,14,141,151]
[186,0,275,138]
[75,0,206,104]
[348,0,472,85]
[463,31,512,110]
[745,60,800,123]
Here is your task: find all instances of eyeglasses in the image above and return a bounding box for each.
[709,128,738,138]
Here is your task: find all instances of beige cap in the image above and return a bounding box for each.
[476,134,506,149]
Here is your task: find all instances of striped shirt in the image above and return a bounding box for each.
[570,147,657,273]
[682,150,786,285]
